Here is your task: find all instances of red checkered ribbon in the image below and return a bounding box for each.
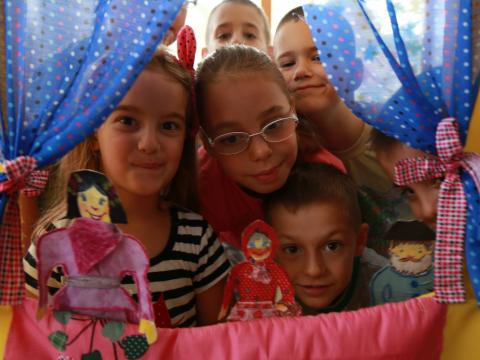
[176,25,198,137]
[394,117,480,303]
[0,156,48,304]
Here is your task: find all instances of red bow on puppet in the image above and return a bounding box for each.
[394,117,480,303]
[0,156,48,304]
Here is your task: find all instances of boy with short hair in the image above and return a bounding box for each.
[202,0,272,57]
[264,162,377,313]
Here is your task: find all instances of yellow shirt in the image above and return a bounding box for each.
[332,124,393,193]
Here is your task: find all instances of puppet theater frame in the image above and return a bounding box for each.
[0,0,479,359]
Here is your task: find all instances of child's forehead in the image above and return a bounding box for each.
[208,3,266,33]
[271,201,357,234]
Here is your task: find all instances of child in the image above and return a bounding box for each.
[290,1,479,306]
[23,47,230,327]
[371,130,439,231]
[264,162,374,313]
[202,0,271,57]
[272,7,387,190]
[272,6,413,247]
[195,44,345,251]
[370,221,435,305]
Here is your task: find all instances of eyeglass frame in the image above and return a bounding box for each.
[200,114,300,155]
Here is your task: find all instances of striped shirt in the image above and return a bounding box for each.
[23,206,231,327]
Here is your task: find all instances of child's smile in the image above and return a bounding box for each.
[97,70,187,201]
[201,73,298,194]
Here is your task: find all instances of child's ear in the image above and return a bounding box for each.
[201,47,208,59]
[354,223,369,256]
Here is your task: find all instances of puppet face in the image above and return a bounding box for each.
[201,73,297,194]
[377,143,439,231]
[96,70,187,201]
[389,241,433,275]
[77,185,111,223]
[204,3,269,55]
[273,19,340,119]
[271,201,367,310]
[246,232,272,261]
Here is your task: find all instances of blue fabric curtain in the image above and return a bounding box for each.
[0,0,185,304]
[0,0,184,206]
[304,1,480,302]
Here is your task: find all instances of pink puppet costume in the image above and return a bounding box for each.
[220,220,301,321]
[36,170,158,344]
[37,217,153,324]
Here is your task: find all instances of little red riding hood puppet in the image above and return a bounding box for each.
[219,220,301,321]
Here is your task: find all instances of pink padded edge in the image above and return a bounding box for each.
[5,297,446,359]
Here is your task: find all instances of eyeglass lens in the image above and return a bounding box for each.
[212,117,297,155]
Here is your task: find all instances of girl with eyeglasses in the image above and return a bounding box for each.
[195,44,345,255]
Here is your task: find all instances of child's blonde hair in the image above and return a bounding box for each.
[33,48,198,239]
[195,44,322,156]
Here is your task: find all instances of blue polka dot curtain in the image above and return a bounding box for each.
[304,1,480,303]
[0,0,185,304]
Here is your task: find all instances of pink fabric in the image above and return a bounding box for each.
[198,147,346,248]
[5,297,446,359]
[394,117,480,303]
[37,217,153,324]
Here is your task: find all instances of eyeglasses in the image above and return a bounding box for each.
[201,115,299,155]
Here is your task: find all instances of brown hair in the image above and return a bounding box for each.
[33,48,198,239]
[264,162,362,228]
[195,44,322,155]
[205,0,271,46]
[275,6,304,36]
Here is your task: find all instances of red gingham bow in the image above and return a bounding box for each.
[0,156,48,304]
[0,156,49,197]
[176,25,199,137]
[394,117,480,303]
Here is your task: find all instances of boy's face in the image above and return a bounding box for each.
[270,202,367,310]
[203,3,270,55]
[377,144,439,231]
[273,20,339,119]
